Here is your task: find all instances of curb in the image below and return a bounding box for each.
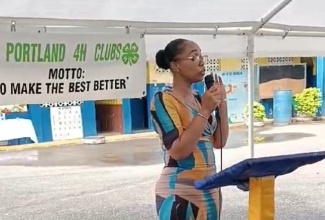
[0,123,246,153]
[0,132,158,152]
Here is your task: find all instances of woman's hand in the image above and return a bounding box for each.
[201,76,227,116]
[215,75,227,102]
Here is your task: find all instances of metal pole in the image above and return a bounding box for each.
[247,0,292,158]
[247,35,255,158]
[251,0,293,34]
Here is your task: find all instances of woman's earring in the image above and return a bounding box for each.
[176,69,180,72]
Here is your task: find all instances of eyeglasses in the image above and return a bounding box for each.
[175,55,208,62]
[187,55,208,62]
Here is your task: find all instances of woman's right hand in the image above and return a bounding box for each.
[200,84,221,116]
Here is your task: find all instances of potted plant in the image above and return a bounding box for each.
[244,101,266,127]
[293,87,322,121]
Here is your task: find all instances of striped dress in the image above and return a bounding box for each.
[150,87,221,220]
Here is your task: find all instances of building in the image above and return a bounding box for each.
[94,55,320,134]
[1,55,324,144]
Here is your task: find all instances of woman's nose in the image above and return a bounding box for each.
[199,59,205,66]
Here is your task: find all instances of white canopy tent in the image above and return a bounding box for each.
[1,0,325,157]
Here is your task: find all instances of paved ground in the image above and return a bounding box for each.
[0,123,324,220]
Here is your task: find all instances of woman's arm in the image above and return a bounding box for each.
[151,92,209,160]
[212,101,229,149]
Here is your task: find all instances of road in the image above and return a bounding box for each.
[0,123,324,220]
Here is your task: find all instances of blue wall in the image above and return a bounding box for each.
[5,101,97,144]
[122,97,148,134]
[316,57,325,115]
[122,99,132,134]
[81,101,97,137]
[130,98,147,130]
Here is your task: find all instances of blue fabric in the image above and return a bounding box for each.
[194,151,325,191]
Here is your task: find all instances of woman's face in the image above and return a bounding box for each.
[171,41,206,83]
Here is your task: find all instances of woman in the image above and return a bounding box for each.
[150,38,229,220]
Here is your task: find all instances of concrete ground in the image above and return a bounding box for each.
[0,123,324,220]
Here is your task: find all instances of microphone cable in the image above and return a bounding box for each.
[215,75,223,220]
[216,111,223,220]
[204,73,224,219]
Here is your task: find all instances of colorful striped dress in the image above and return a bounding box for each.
[150,87,221,220]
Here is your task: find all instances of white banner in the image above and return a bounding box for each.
[0,32,147,105]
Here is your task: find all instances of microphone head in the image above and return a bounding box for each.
[204,74,214,89]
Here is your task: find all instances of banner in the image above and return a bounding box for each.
[218,70,248,124]
[0,33,146,105]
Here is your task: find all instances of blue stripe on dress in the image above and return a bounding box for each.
[186,203,195,219]
[203,191,218,220]
[154,93,174,133]
[198,142,209,164]
[158,195,175,220]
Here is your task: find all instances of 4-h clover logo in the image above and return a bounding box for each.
[122,42,139,66]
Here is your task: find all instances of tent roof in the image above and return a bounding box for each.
[0,0,324,32]
[0,0,274,23]
[1,0,325,58]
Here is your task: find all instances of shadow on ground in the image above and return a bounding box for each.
[261,132,315,143]
[226,126,316,149]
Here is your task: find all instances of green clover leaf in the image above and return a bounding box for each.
[122,42,139,66]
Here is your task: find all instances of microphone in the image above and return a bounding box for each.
[204,73,219,118]
[204,73,215,90]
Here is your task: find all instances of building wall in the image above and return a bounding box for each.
[146,56,305,124]
[96,56,316,134]
[146,57,302,83]
[220,57,304,119]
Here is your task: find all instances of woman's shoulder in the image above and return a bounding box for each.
[153,86,175,101]
[153,86,201,104]
[151,86,192,115]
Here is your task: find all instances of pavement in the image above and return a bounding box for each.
[0,123,324,220]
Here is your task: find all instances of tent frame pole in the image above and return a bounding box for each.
[247,0,292,158]
[251,0,293,33]
[247,35,255,158]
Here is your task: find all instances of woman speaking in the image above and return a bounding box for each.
[150,38,229,220]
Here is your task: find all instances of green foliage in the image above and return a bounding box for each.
[293,87,322,117]
[244,101,266,121]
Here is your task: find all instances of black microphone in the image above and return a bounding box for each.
[204,74,214,90]
[204,74,220,118]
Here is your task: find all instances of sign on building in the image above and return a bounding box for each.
[218,70,248,124]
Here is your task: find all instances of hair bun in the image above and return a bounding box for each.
[155,49,169,70]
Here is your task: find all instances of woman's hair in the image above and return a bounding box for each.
[155,38,188,70]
